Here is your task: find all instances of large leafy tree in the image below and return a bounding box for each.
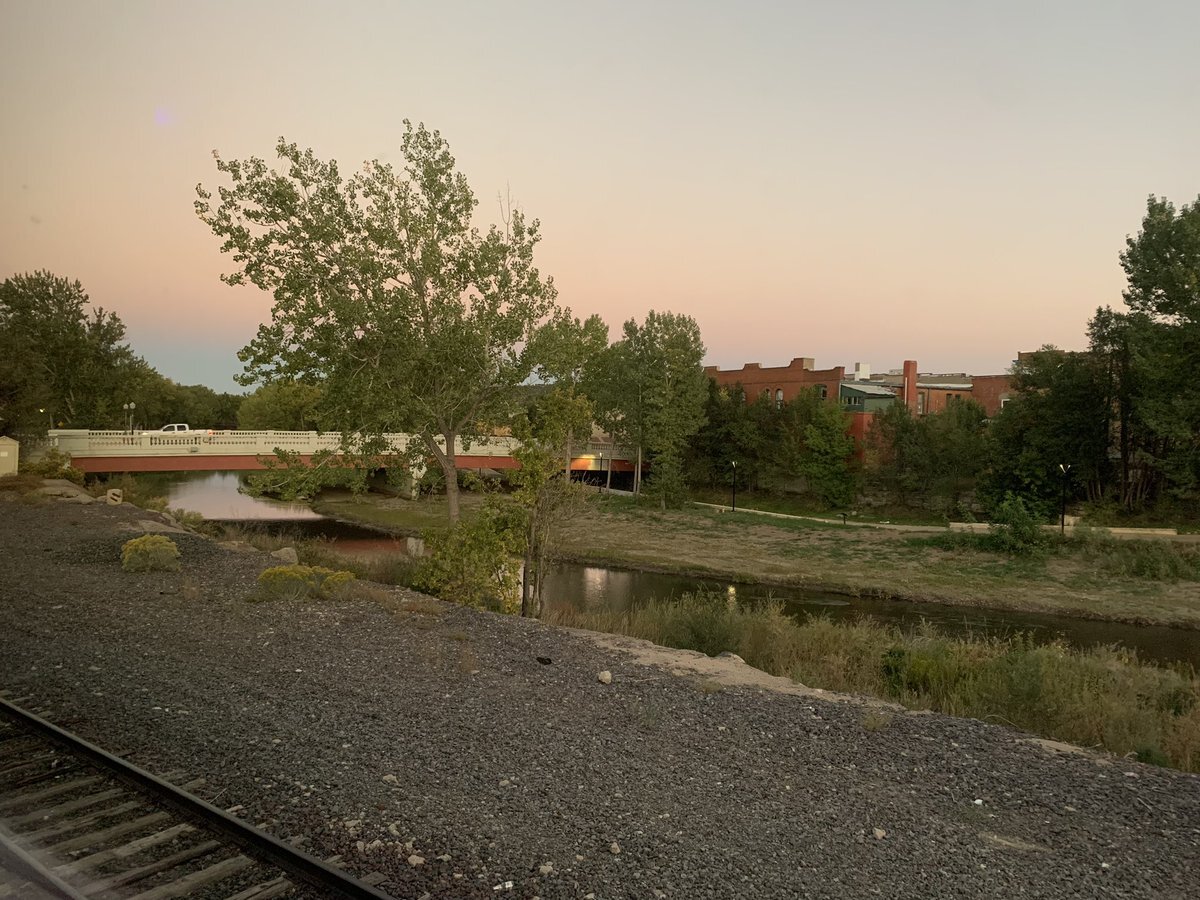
[0,271,142,434]
[981,347,1116,511]
[1108,195,1200,501]
[196,122,566,523]
[797,398,857,508]
[586,311,707,506]
[237,380,324,431]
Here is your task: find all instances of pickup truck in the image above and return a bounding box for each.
[158,423,191,432]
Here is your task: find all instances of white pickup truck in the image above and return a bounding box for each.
[147,424,213,435]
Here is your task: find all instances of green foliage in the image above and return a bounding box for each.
[586,310,707,507]
[867,399,987,514]
[121,535,182,573]
[411,498,523,612]
[987,493,1050,555]
[798,398,857,507]
[243,449,369,501]
[237,380,325,431]
[20,448,84,484]
[511,387,593,616]
[548,594,1200,772]
[255,564,357,601]
[0,272,142,434]
[197,122,570,525]
[866,402,929,504]
[0,270,242,435]
[1073,535,1200,581]
[985,195,1200,516]
[687,383,858,508]
[980,347,1113,511]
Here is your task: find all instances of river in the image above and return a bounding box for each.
[161,471,1200,669]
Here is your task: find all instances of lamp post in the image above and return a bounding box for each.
[598,451,605,493]
[731,460,737,513]
[123,402,136,434]
[1058,463,1071,534]
[38,408,51,432]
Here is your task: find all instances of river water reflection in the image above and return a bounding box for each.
[165,472,1200,669]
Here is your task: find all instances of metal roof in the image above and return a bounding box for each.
[839,381,899,397]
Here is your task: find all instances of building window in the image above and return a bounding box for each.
[817,384,827,400]
[775,388,783,409]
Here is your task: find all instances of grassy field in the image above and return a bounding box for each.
[688,485,953,526]
[313,489,1200,629]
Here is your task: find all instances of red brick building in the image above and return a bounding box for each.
[704,356,1013,417]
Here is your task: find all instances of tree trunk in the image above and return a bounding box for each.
[423,432,460,524]
[521,543,534,618]
[634,445,642,497]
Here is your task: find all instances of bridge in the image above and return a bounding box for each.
[42,430,635,476]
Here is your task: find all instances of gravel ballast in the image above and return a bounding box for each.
[1,494,1198,899]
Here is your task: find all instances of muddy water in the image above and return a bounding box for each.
[164,472,1200,669]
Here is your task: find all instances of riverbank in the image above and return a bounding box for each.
[313,491,1200,630]
[3,487,1199,898]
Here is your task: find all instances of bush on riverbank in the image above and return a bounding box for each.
[121,535,181,572]
[20,449,84,484]
[546,593,1200,772]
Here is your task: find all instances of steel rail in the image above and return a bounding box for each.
[0,698,395,900]
[0,820,89,899]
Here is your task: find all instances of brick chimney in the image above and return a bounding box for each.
[903,360,918,412]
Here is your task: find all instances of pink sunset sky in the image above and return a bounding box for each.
[2,1,1198,390]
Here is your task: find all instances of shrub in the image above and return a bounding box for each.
[986,493,1049,555]
[411,499,522,612]
[256,564,358,601]
[20,448,84,484]
[121,535,182,572]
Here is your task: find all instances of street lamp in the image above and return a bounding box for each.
[731,460,737,513]
[123,402,136,434]
[598,451,605,493]
[1058,463,1071,534]
[38,408,51,431]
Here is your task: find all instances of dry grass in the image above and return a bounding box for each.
[861,709,894,732]
[548,592,1200,772]
[0,473,44,494]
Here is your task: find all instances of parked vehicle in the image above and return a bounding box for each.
[158,424,191,432]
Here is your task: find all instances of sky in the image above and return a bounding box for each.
[2,1,1198,391]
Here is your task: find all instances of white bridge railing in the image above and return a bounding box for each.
[43,430,627,462]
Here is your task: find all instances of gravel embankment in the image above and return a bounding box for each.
[1,493,1198,899]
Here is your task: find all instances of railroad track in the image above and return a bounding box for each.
[0,698,395,899]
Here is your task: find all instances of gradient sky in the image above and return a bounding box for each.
[2,1,1198,391]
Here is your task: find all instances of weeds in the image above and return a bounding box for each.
[255,564,357,601]
[861,709,893,732]
[546,592,1200,772]
[0,473,45,494]
[1072,534,1200,581]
